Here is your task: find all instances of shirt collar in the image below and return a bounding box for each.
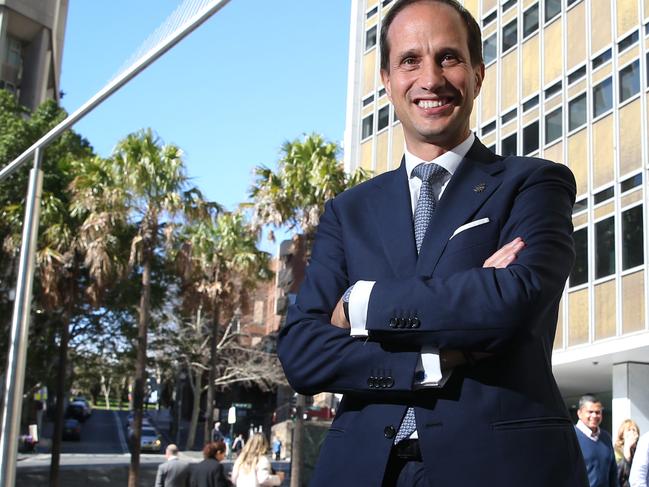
[576,420,600,441]
[405,132,475,179]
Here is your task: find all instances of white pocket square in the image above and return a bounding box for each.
[450,218,490,240]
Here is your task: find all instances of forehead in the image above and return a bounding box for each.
[581,401,603,411]
[387,1,469,53]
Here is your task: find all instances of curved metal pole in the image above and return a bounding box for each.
[0,149,44,487]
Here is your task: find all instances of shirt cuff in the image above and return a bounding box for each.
[349,280,375,337]
[414,345,452,388]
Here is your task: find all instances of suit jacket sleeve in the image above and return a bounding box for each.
[155,463,165,487]
[365,162,575,351]
[278,196,420,396]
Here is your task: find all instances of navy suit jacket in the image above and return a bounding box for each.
[278,139,589,486]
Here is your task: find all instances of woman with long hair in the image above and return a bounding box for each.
[615,419,640,487]
[231,433,285,487]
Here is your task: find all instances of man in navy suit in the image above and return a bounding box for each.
[278,0,589,485]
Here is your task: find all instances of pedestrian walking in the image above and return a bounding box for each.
[155,444,190,487]
[615,419,640,487]
[231,433,284,487]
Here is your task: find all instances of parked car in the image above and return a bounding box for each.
[303,406,334,421]
[65,403,87,422]
[62,418,81,441]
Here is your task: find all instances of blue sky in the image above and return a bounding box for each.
[60,0,352,251]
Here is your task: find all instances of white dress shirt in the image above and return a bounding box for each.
[630,432,649,487]
[349,133,475,387]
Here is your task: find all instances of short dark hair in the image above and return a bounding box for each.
[380,0,483,71]
[578,394,601,409]
[203,441,226,459]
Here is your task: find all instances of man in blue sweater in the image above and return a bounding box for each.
[575,394,619,487]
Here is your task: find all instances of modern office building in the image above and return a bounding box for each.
[0,0,68,110]
[344,0,649,434]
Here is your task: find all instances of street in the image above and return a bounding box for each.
[16,409,290,486]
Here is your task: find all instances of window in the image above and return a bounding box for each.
[501,133,517,156]
[568,65,586,84]
[573,199,587,213]
[523,4,539,38]
[483,33,497,64]
[382,0,393,6]
[595,216,615,279]
[545,0,561,23]
[523,95,539,111]
[365,26,377,51]
[502,0,517,12]
[570,227,588,286]
[6,37,22,68]
[567,0,581,5]
[483,10,497,26]
[481,120,496,135]
[622,205,644,270]
[523,121,539,154]
[619,61,640,103]
[621,174,642,192]
[362,114,373,139]
[366,6,378,19]
[378,87,386,97]
[362,94,375,107]
[592,49,612,70]
[618,30,639,52]
[545,81,562,99]
[594,187,614,204]
[501,108,517,124]
[502,20,518,52]
[568,93,587,131]
[593,77,613,118]
[545,108,562,144]
[377,105,390,131]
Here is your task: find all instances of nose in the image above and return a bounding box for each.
[419,58,445,91]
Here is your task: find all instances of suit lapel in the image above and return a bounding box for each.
[367,158,418,277]
[416,139,504,276]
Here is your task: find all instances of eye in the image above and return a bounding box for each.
[441,53,459,65]
[400,56,420,68]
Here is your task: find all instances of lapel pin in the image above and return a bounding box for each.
[474,183,486,193]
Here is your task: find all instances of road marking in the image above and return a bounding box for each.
[113,411,128,453]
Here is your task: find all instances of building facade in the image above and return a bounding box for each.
[0,0,68,111]
[344,0,649,434]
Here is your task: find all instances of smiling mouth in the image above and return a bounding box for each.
[416,98,452,109]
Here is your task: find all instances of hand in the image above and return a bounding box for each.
[331,297,350,329]
[483,237,525,268]
[277,471,286,482]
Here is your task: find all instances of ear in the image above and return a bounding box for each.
[473,63,485,98]
[380,69,393,102]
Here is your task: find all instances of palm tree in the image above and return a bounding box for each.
[248,133,369,487]
[71,129,192,487]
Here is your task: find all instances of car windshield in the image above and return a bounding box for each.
[141,429,157,436]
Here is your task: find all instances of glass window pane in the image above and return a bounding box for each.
[502,133,517,156]
[545,0,561,22]
[570,228,588,286]
[523,121,539,154]
[483,33,497,64]
[569,94,587,131]
[545,108,562,144]
[595,216,615,278]
[377,106,390,131]
[622,205,643,270]
[619,61,640,103]
[365,26,377,50]
[503,20,518,52]
[523,4,539,38]
[362,114,373,139]
[593,78,613,118]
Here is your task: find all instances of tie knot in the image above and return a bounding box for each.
[412,162,448,184]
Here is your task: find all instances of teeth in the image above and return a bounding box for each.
[418,99,445,109]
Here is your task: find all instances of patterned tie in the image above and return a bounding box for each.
[394,162,449,444]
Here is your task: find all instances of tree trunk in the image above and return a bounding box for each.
[101,373,111,409]
[290,394,306,487]
[203,306,219,445]
[128,254,151,487]
[185,369,202,450]
[49,318,69,487]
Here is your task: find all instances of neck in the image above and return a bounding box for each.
[405,130,470,161]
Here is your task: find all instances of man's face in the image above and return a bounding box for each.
[380,1,484,156]
[577,401,603,432]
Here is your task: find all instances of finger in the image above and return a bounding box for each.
[484,238,525,268]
